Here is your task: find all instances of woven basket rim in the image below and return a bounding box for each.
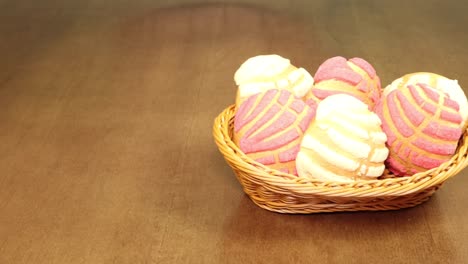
[213,105,468,198]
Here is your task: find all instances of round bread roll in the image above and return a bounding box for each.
[384,72,468,129]
[307,56,382,109]
[296,94,388,182]
[234,54,314,107]
[376,82,464,176]
[234,89,316,175]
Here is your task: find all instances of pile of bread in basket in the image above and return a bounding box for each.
[213,55,468,213]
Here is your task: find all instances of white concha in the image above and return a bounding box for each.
[234,55,314,106]
[234,55,291,85]
[296,94,389,181]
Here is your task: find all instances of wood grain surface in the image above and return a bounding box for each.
[1,0,468,263]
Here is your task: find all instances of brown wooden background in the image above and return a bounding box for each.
[1,0,467,263]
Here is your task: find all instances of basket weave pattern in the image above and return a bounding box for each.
[213,105,468,213]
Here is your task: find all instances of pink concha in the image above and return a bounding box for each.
[383,72,468,129]
[377,83,463,177]
[308,56,382,109]
[234,89,317,175]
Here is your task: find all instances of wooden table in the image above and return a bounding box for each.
[1,0,467,263]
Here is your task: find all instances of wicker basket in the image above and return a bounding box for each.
[213,105,468,214]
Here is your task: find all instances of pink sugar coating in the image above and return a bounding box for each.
[422,121,462,141]
[279,168,290,174]
[376,76,382,89]
[240,127,300,154]
[371,88,381,105]
[237,90,316,157]
[314,57,356,83]
[418,83,440,103]
[422,102,437,114]
[357,80,369,92]
[235,89,277,132]
[387,91,414,137]
[278,90,290,106]
[444,97,460,111]
[244,104,281,138]
[234,93,259,132]
[383,119,397,146]
[393,141,403,152]
[305,98,317,108]
[374,96,384,114]
[410,152,445,169]
[412,137,457,155]
[316,56,348,73]
[440,110,463,124]
[249,111,296,143]
[314,67,363,86]
[349,57,377,79]
[278,144,300,162]
[408,84,438,114]
[289,100,305,113]
[314,56,379,92]
[399,146,412,159]
[255,155,276,165]
[408,84,424,106]
[386,157,407,176]
[396,90,425,126]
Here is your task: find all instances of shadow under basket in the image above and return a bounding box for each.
[213,105,468,214]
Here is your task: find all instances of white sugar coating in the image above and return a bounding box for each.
[296,93,388,181]
[366,165,386,177]
[234,55,291,85]
[292,68,314,98]
[316,94,382,126]
[234,55,315,103]
[288,67,303,83]
[276,78,289,89]
[327,127,371,158]
[359,164,367,175]
[370,132,387,144]
[370,148,389,162]
[327,116,370,140]
[316,94,368,121]
[237,82,274,98]
[296,152,353,182]
[301,135,360,171]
